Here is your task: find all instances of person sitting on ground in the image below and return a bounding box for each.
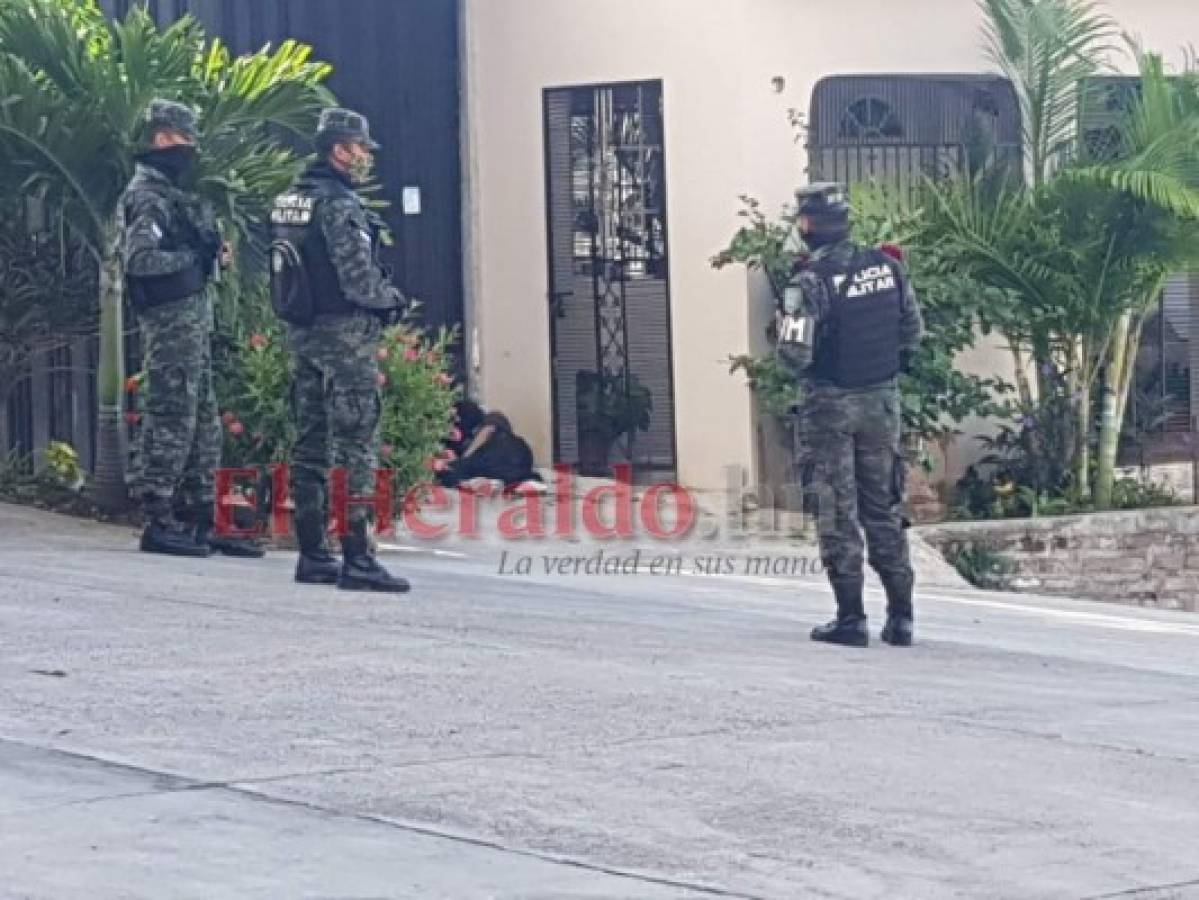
[446,399,486,459]
[439,410,543,491]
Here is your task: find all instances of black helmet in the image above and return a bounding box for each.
[795,182,851,247]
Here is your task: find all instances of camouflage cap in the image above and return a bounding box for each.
[316,107,380,150]
[144,99,199,141]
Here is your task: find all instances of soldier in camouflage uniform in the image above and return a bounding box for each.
[269,108,409,592]
[121,101,252,558]
[777,183,924,647]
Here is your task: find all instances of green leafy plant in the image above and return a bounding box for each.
[576,371,653,442]
[1109,475,1180,510]
[0,445,101,517]
[727,353,801,419]
[709,194,802,302]
[944,541,1016,589]
[573,371,653,476]
[43,441,86,490]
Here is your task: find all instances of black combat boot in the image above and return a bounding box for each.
[338,528,410,594]
[296,548,341,584]
[140,504,211,558]
[194,506,266,559]
[810,577,868,647]
[294,511,340,584]
[880,573,915,647]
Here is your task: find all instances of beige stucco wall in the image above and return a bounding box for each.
[461,0,1198,493]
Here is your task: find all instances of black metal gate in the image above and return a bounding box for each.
[543,81,678,481]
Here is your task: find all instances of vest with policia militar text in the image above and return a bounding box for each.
[809,247,903,388]
[268,170,358,325]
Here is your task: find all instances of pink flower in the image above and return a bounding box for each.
[249,333,269,351]
[229,421,245,436]
[377,372,388,387]
[404,347,421,363]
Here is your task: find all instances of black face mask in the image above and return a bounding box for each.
[142,144,198,183]
[802,225,850,250]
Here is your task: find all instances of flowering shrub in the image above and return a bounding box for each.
[377,323,461,498]
[212,291,461,505]
[124,289,462,513]
[215,323,295,467]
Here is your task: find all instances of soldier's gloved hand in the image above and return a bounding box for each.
[373,287,407,325]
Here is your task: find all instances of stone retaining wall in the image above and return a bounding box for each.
[918,507,1199,611]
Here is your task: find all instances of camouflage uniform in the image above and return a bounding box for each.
[288,310,385,542]
[784,235,924,642]
[120,102,222,528]
[273,108,404,569]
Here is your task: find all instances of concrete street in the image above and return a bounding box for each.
[2,502,1198,899]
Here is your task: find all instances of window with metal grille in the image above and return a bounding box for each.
[839,98,903,140]
[809,75,1022,206]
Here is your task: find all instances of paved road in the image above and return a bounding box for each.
[2,503,1198,899]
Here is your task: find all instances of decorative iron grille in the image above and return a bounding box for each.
[545,81,678,480]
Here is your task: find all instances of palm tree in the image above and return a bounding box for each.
[1066,49,1199,508]
[0,0,331,509]
[932,1,1199,508]
[980,0,1117,187]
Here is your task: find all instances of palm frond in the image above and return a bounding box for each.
[979,0,1118,182]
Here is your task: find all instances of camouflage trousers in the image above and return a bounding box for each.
[287,311,384,551]
[129,291,220,521]
[797,383,913,587]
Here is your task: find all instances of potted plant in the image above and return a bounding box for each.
[575,371,653,476]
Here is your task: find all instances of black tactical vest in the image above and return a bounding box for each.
[123,167,212,311]
[809,248,903,388]
[269,171,358,318]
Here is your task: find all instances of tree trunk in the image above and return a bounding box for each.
[1008,340,1033,408]
[1071,338,1091,501]
[92,218,128,512]
[1114,314,1146,445]
[1074,390,1091,501]
[1094,310,1132,510]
